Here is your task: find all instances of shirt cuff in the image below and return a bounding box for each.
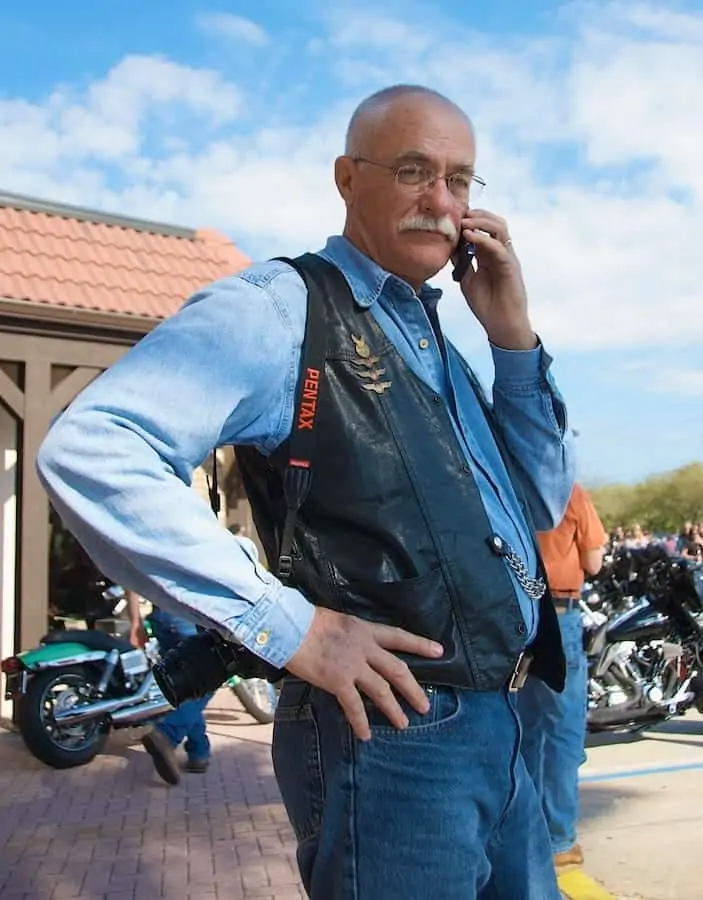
[491,338,553,389]
[223,582,316,667]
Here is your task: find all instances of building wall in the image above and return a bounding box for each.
[0,406,17,721]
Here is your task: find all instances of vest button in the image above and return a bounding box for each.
[516,623,528,636]
[432,395,441,404]
[462,463,471,473]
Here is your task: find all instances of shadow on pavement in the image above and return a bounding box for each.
[578,781,643,824]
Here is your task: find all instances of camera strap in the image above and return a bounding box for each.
[207,253,328,585]
[272,254,328,583]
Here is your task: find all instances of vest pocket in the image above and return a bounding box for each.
[332,566,453,645]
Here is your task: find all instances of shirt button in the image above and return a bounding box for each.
[255,631,269,646]
[418,338,430,350]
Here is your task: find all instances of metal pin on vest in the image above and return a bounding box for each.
[352,333,392,393]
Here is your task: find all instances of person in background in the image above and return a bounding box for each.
[127,591,213,784]
[518,483,607,870]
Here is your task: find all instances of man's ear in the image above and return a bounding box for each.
[334,155,355,205]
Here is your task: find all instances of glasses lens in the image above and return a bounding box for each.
[395,164,427,186]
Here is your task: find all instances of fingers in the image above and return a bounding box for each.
[370,622,444,659]
[357,667,410,730]
[368,647,431,716]
[461,210,514,258]
[461,227,514,265]
[463,209,509,240]
[336,683,372,742]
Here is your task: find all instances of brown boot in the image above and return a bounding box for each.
[142,729,180,785]
[553,844,584,869]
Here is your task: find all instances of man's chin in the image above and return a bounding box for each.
[409,241,452,269]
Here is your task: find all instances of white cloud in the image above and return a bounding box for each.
[196,12,268,46]
[613,360,703,398]
[327,14,432,54]
[0,55,242,174]
[0,2,700,357]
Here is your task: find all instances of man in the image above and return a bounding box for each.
[127,591,213,783]
[518,483,607,870]
[37,84,574,899]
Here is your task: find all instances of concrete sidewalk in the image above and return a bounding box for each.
[576,714,703,900]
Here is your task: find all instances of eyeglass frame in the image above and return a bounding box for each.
[350,154,486,202]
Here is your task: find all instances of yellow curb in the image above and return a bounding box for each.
[557,868,617,900]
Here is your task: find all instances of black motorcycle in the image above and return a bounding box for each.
[584,547,703,733]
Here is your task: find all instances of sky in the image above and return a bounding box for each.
[0,0,701,485]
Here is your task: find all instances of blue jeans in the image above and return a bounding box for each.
[517,606,587,854]
[149,609,213,762]
[272,679,560,900]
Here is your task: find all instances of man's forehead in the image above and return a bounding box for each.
[392,148,476,171]
[373,101,474,153]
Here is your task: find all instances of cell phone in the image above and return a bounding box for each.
[451,236,476,283]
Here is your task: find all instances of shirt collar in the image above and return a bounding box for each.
[318,235,444,311]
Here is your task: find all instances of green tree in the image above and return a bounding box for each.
[587,463,703,534]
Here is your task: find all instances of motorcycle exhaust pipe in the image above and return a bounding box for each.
[53,672,159,726]
[110,697,172,726]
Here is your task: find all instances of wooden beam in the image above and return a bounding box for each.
[50,367,101,418]
[0,368,25,420]
[0,333,127,368]
[18,360,52,649]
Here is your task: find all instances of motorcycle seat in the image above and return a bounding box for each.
[41,629,134,654]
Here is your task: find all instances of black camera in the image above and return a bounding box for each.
[152,628,284,707]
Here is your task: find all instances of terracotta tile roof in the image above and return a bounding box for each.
[0,191,250,320]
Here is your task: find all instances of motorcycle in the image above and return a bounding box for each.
[584,547,703,733]
[1,584,173,769]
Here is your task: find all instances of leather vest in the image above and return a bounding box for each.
[235,254,565,692]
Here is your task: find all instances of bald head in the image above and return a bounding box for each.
[335,84,478,290]
[345,85,473,157]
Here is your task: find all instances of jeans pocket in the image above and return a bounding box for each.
[363,686,461,739]
[272,685,325,843]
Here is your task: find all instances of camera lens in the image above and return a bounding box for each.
[152,629,284,708]
[153,631,226,705]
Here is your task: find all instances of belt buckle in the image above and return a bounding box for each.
[508,652,532,693]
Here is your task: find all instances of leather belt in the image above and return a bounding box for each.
[553,596,579,614]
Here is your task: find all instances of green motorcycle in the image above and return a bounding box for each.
[1,587,172,769]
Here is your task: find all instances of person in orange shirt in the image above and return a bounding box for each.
[517,483,607,871]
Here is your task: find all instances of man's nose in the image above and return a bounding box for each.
[420,176,457,217]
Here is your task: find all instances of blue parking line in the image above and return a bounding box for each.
[581,761,703,783]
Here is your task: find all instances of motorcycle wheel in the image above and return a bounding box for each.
[16,666,109,769]
[231,678,279,724]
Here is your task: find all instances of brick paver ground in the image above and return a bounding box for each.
[0,689,304,900]
[6,685,696,899]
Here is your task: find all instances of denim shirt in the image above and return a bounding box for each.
[37,235,574,667]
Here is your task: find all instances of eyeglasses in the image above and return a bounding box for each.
[352,156,486,203]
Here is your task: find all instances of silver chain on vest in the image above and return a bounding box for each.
[503,544,547,600]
